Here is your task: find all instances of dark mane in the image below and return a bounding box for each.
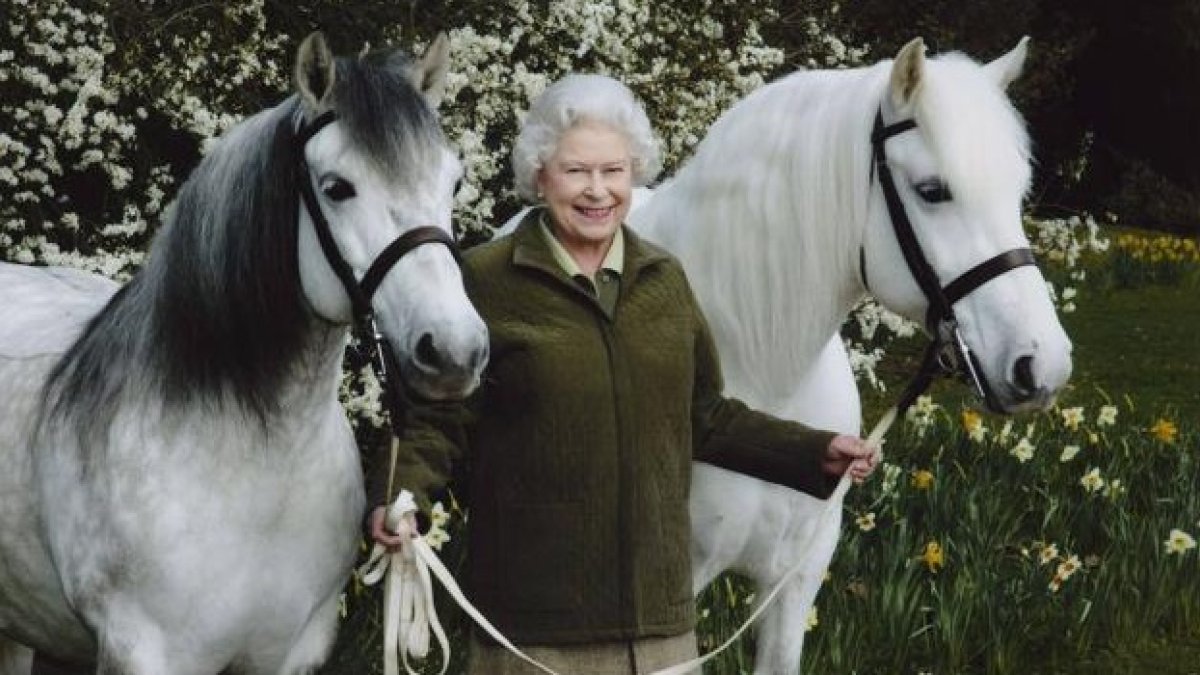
[43,47,442,444]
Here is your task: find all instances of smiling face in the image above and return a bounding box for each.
[536,119,633,262]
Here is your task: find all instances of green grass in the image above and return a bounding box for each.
[862,280,1200,424]
[1061,283,1200,419]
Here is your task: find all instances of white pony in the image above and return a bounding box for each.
[0,34,487,674]
[631,37,1071,673]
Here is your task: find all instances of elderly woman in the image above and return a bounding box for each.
[368,74,877,674]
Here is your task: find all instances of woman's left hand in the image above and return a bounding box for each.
[821,434,880,484]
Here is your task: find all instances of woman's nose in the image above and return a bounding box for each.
[583,171,603,196]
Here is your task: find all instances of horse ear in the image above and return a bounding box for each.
[295,32,337,110]
[983,36,1030,90]
[890,37,927,110]
[411,33,451,109]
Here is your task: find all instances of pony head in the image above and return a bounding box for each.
[292,33,487,400]
[861,37,1071,413]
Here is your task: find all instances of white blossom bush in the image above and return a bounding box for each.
[3,0,1112,412]
[0,0,290,278]
[420,0,863,235]
[1024,211,1111,314]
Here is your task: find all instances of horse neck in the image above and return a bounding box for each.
[636,68,886,404]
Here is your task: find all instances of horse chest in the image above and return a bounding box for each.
[37,403,363,641]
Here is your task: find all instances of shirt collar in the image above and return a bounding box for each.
[538,210,624,280]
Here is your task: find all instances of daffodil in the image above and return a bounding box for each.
[1165,529,1196,555]
[880,463,902,497]
[920,540,944,573]
[997,420,1014,444]
[1096,405,1118,427]
[961,409,985,441]
[1060,406,1084,431]
[805,606,819,632]
[1057,554,1082,580]
[1150,418,1178,444]
[1080,467,1105,493]
[1010,438,1035,463]
[856,512,877,532]
[1060,445,1080,462]
[1048,574,1064,593]
[1038,543,1059,566]
[1103,479,1125,500]
[425,526,451,551]
[430,501,451,528]
[911,469,935,491]
[912,395,939,416]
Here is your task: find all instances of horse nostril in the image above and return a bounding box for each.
[1012,355,1037,394]
[415,333,441,372]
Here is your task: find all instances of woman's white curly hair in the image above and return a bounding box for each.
[511,74,661,202]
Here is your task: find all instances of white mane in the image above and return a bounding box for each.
[633,65,885,407]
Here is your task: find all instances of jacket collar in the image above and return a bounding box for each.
[511,207,670,290]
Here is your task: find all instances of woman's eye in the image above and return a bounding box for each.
[321,177,357,202]
[914,179,953,204]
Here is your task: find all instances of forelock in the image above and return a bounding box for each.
[914,53,1032,206]
[331,52,444,187]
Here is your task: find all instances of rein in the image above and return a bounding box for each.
[295,110,460,424]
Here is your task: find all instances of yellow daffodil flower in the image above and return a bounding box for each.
[920,540,944,573]
[911,469,935,491]
[1150,418,1178,444]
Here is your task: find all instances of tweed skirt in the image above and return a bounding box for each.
[468,631,699,675]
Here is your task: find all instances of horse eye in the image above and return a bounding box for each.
[914,179,953,204]
[321,177,357,202]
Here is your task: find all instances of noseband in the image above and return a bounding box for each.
[867,109,1037,412]
[296,110,461,423]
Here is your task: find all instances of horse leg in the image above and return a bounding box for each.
[751,581,818,675]
[88,603,169,675]
[751,503,843,675]
[0,637,32,675]
[274,590,341,675]
[689,464,768,595]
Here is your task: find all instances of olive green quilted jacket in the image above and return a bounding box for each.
[369,211,837,644]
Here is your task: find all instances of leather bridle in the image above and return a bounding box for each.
[866,109,1037,413]
[295,110,460,423]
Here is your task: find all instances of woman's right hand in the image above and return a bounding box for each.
[368,505,419,552]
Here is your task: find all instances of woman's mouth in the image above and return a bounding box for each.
[576,205,615,221]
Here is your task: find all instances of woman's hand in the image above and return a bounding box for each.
[821,434,880,484]
[368,505,419,552]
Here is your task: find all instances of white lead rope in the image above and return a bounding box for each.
[358,490,452,675]
[359,488,564,675]
[646,405,897,675]
[363,407,898,675]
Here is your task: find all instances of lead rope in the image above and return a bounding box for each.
[358,435,563,675]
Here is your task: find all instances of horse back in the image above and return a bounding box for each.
[0,262,118,359]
